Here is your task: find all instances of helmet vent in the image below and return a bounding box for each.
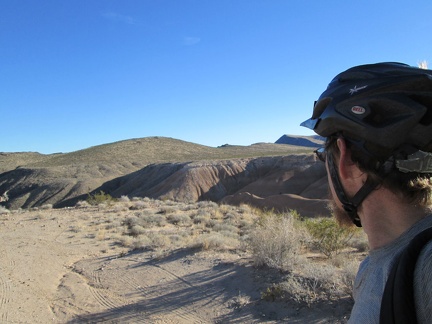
[312,97,332,119]
[363,100,408,127]
[408,95,432,126]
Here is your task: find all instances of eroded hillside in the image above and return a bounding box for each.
[0,137,328,217]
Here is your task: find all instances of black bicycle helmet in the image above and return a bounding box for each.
[301,62,432,167]
[301,62,432,227]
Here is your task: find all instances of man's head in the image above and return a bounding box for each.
[302,62,432,226]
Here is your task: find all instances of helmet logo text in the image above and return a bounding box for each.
[351,106,366,115]
[349,85,368,95]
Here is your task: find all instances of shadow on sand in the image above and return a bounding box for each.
[67,248,352,323]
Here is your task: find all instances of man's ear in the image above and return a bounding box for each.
[336,138,361,181]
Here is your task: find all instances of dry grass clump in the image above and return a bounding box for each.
[166,213,192,226]
[119,195,130,202]
[265,253,361,306]
[248,211,308,271]
[194,232,240,251]
[228,292,251,310]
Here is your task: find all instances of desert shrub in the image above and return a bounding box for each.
[289,209,302,221]
[159,195,170,202]
[196,208,210,217]
[304,217,356,258]
[277,261,350,306]
[280,274,322,306]
[119,195,130,202]
[261,284,286,302]
[75,200,90,208]
[197,201,218,209]
[130,201,148,210]
[213,223,238,234]
[86,191,115,206]
[228,292,250,309]
[248,212,307,271]
[105,220,122,230]
[158,206,177,214]
[141,214,167,227]
[120,232,170,250]
[205,219,218,229]
[124,215,140,227]
[180,203,197,212]
[0,205,10,215]
[237,204,253,214]
[192,214,210,225]
[129,225,146,236]
[124,214,165,231]
[96,229,106,241]
[96,202,110,210]
[224,212,237,220]
[300,261,342,296]
[166,213,191,226]
[132,236,152,250]
[237,219,254,233]
[169,234,184,245]
[349,234,369,252]
[194,233,239,251]
[218,230,239,240]
[210,209,224,220]
[118,235,134,248]
[112,203,128,212]
[148,232,171,248]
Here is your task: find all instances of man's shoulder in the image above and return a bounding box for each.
[380,227,432,324]
[416,237,432,272]
[414,230,432,323]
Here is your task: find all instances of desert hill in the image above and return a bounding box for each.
[0,136,328,217]
[0,137,314,170]
[275,134,325,147]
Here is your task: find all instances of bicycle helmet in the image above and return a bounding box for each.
[302,62,432,167]
[301,62,432,226]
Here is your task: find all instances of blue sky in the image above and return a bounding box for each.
[2,0,432,154]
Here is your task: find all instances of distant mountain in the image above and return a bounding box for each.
[275,135,325,148]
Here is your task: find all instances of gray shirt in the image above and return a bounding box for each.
[348,214,432,323]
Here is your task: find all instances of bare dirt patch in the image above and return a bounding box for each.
[0,204,354,323]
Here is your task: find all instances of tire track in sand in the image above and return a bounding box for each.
[116,258,212,323]
[0,249,14,323]
[0,269,12,323]
[71,261,126,313]
[72,259,150,324]
[88,267,125,310]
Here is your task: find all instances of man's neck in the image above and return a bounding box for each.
[360,188,428,250]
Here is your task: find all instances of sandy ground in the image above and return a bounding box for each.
[0,208,352,323]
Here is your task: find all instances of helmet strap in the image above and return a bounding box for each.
[327,151,380,227]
